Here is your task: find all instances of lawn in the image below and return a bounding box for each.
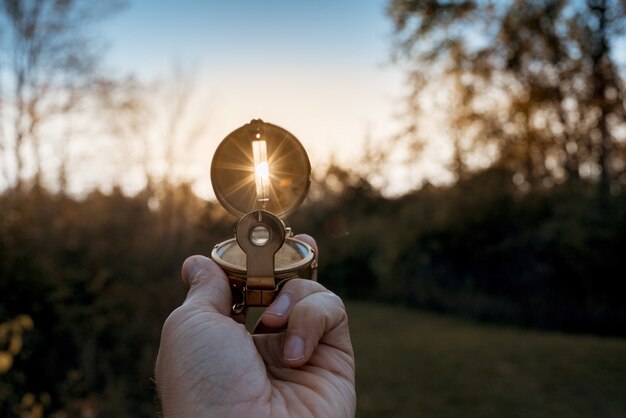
[346,301,626,418]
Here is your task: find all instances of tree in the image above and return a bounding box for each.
[0,0,124,192]
[388,0,626,191]
[105,65,212,240]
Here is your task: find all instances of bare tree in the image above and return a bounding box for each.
[147,66,211,236]
[0,0,124,192]
[108,66,211,193]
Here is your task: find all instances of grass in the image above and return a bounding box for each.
[346,301,626,418]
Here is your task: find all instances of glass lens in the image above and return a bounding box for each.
[211,120,311,217]
[250,225,270,246]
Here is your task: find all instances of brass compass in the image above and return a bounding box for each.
[210,119,316,314]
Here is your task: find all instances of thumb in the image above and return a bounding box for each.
[181,255,232,316]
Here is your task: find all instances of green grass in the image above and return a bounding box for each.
[346,301,626,418]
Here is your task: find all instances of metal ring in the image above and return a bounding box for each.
[231,286,246,315]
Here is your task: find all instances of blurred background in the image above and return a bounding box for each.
[1,0,626,417]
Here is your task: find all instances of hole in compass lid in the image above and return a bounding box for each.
[250,225,270,246]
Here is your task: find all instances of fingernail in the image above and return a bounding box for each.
[265,294,291,317]
[284,335,304,361]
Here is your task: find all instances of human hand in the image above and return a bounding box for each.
[155,235,356,418]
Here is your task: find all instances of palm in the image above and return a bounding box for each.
[255,321,354,418]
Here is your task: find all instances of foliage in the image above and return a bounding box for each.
[388,0,626,190]
[1,166,625,415]
[0,314,46,418]
[0,184,231,417]
[297,166,626,335]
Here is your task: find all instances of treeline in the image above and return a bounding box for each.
[295,167,626,335]
[0,184,229,417]
[1,168,626,416]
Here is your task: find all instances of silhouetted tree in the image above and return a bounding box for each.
[388,0,626,190]
[0,0,125,192]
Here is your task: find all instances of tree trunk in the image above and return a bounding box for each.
[589,0,612,194]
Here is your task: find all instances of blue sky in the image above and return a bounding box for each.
[98,0,417,195]
[94,0,626,197]
[103,0,394,76]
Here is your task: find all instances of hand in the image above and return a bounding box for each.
[155,235,356,418]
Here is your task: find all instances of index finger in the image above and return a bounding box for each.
[259,278,328,330]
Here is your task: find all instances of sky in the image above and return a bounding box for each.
[96,0,431,197]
